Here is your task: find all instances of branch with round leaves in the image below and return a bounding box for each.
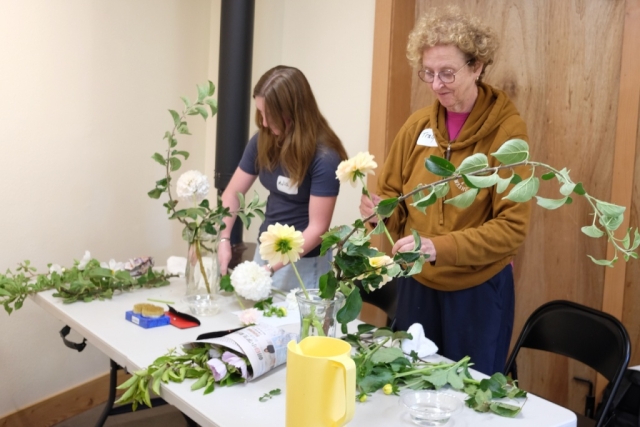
[381,138,638,266]
[321,139,638,333]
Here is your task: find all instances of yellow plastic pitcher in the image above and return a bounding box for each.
[286,336,356,427]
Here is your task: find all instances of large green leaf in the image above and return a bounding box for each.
[464,172,499,188]
[371,347,404,364]
[169,109,181,127]
[580,225,605,239]
[152,153,166,166]
[204,98,218,116]
[599,214,624,231]
[425,156,455,177]
[596,201,626,217]
[337,290,362,325]
[504,176,539,202]
[376,198,398,217]
[491,139,529,164]
[411,191,436,213]
[444,188,478,208]
[496,175,512,194]
[535,196,569,210]
[434,182,450,198]
[457,153,489,174]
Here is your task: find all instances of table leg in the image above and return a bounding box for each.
[94,359,169,427]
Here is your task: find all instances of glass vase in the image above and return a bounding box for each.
[295,289,345,340]
[185,237,220,316]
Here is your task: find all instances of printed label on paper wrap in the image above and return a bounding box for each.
[183,324,298,380]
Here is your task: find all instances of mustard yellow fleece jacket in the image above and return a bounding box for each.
[378,82,531,291]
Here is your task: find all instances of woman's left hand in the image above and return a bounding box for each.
[392,235,437,262]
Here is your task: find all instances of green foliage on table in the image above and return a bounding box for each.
[253,297,287,318]
[0,258,173,315]
[259,388,281,402]
[321,138,639,334]
[116,344,249,410]
[345,324,527,417]
[147,81,265,245]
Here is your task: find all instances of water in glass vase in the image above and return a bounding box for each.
[295,289,345,339]
[184,237,220,316]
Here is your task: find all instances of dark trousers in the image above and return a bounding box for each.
[394,265,514,375]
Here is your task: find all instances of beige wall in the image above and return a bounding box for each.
[0,0,374,417]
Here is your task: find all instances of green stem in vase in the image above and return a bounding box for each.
[289,256,325,338]
[289,257,310,300]
[234,293,245,310]
[194,239,211,294]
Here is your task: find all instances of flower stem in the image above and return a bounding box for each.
[358,175,395,247]
[234,293,245,310]
[288,257,310,299]
[194,239,211,294]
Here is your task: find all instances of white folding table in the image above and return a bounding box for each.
[31,278,577,427]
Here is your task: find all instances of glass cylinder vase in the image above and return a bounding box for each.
[295,289,345,340]
[185,237,220,316]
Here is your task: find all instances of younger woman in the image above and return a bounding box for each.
[218,65,348,291]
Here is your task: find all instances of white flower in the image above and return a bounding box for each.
[238,308,262,326]
[207,357,227,381]
[286,288,301,311]
[259,223,304,266]
[230,261,272,301]
[77,251,91,270]
[222,351,249,379]
[100,259,125,273]
[335,152,377,186]
[49,264,64,275]
[176,170,210,203]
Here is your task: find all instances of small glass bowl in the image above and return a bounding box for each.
[184,294,220,317]
[399,390,462,426]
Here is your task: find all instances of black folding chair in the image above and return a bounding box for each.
[504,300,631,427]
[355,278,398,328]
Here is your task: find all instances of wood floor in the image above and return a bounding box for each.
[53,403,190,427]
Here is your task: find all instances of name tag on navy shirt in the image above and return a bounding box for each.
[277,175,298,195]
[417,129,437,147]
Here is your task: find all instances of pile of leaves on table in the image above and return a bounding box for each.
[345,324,527,417]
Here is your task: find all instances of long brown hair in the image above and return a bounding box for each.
[253,65,347,187]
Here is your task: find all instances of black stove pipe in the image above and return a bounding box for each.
[214,0,255,246]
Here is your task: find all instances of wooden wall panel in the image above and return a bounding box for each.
[412,0,627,413]
[371,0,638,414]
[616,0,640,368]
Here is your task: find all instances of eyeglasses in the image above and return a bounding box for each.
[418,61,471,84]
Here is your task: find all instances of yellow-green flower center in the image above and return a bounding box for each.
[275,238,293,254]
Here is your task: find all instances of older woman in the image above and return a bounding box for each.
[360,7,531,374]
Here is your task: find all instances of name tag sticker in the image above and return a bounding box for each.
[276,175,298,195]
[417,129,437,147]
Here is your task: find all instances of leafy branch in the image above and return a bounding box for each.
[147,81,265,244]
[344,324,527,417]
[116,344,249,410]
[320,139,638,332]
[0,258,174,315]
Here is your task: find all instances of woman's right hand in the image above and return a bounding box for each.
[359,193,381,224]
[218,239,232,275]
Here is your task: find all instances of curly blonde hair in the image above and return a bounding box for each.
[407,6,498,81]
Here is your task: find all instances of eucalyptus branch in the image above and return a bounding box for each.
[336,139,638,267]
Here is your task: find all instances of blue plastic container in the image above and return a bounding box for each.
[125,311,170,328]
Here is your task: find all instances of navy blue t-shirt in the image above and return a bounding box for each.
[238,133,342,257]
